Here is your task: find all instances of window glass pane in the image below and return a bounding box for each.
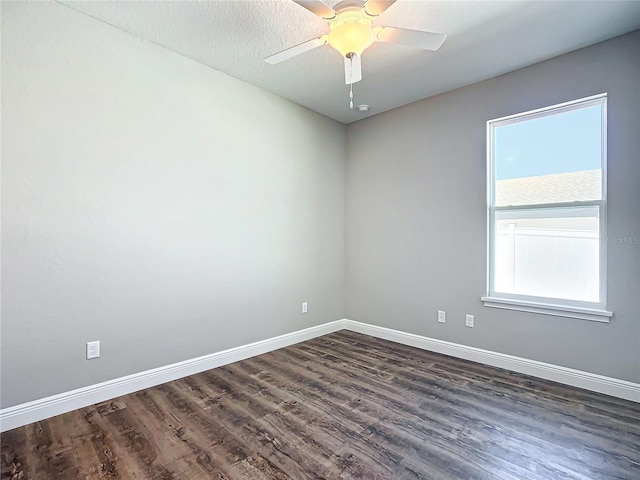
[494,206,599,302]
[494,104,602,206]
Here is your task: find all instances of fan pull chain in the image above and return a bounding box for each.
[350,84,354,110]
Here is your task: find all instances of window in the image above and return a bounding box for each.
[482,94,612,322]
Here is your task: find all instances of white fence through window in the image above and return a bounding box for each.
[495,226,599,302]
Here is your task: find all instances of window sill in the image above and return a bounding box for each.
[481,297,613,323]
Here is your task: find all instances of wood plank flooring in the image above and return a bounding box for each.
[2,330,639,479]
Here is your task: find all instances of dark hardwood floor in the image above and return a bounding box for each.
[2,330,639,479]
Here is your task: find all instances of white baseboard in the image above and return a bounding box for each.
[0,320,345,432]
[2,318,638,432]
[342,319,640,403]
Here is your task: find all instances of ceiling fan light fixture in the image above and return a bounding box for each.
[328,21,374,57]
[327,8,374,57]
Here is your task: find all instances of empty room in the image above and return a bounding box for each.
[1,0,639,479]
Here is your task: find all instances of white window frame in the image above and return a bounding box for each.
[482,93,613,323]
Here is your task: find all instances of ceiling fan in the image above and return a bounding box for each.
[265,0,446,86]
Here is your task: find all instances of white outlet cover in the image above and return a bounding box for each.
[438,310,446,323]
[87,340,100,359]
[302,302,308,314]
[465,315,474,327]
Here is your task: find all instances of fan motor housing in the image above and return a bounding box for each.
[333,1,367,13]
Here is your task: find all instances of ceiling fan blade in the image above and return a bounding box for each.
[364,0,397,17]
[344,54,362,85]
[375,26,446,51]
[292,0,336,19]
[265,37,327,64]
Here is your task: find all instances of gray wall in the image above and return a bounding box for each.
[345,30,640,383]
[1,2,346,408]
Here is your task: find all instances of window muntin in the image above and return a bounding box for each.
[485,94,609,320]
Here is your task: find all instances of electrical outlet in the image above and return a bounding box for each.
[438,310,446,323]
[302,302,308,314]
[87,341,100,359]
[465,315,474,328]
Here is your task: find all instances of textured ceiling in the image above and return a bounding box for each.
[59,0,640,124]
